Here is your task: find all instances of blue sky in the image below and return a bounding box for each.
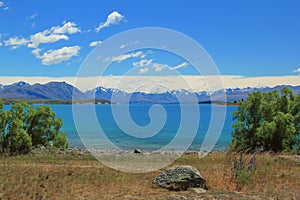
[0,0,300,80]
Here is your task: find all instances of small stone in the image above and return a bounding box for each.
[133,149,141,153]
[166,194,189,200]
[191,188,207,194]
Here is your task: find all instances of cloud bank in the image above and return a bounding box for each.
[0,75,299,93]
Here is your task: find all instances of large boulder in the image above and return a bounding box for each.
[153,165,207,191]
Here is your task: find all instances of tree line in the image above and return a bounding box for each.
[231,88,300,153]
[0,101,68,155]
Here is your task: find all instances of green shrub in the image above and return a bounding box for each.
[53,133,69,150]
[230,153,256,190]
[231,88,300,153]
[0,101,68,155]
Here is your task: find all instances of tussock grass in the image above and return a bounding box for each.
[0,152,299,199]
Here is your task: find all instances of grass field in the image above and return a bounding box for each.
[0,151,299,199]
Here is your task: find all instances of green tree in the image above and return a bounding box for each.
[256,112,296,152]
[291,95,300,153]
[231,88,300,153]
[0,103,32,154]
[5,118,32,154]
[25,105,66,148]
[0,101,9,152]
[231,92,263,152]
[0,100,69,154]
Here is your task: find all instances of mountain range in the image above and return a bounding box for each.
[0,81,300,103]
[0,81,85,100]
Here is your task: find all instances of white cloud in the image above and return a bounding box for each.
[119,41,138,49]
[171,62,189,70]
[51,21,81,34]
[96,11,125,32]
[26,13,38,20]
[4,37,29,49]
[138,68,149,74]
[133,59,153,67]
[88,75,300,93]
[111,51,143,63]
[31,48,41,58]
[153,63,166,72]
[31,22,36,28]
[27,21,80,48]
[0,75,299,93]
[38,46,81,65]
[154,62,189,71]
[28,31,69,48]
[0,1,8,10]
[0,42,2,46]
[89,40,102,47]
[132,61,189,74]
[1,21,81,64]
[293,68,300,74]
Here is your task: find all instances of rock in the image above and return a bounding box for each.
[153,165,207,191]
[133,149,142,153]
[166,194,189,200]
[191,187,207,194]
[39,145,46,150]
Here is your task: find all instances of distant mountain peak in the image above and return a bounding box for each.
[86,84,300,103]
[11,81,30,87]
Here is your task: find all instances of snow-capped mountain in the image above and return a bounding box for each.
[85,85,300,103]
[0,81,299,103]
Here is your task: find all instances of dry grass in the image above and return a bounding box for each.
[0,151,299,200]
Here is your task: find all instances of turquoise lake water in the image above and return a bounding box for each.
[5,104,237,151]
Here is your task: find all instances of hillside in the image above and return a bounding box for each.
[0,81,85,100]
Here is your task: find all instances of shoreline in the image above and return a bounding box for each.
[1,98,238,106]
[30,146,228,157]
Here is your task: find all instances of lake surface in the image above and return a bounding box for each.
[5,104,237,151]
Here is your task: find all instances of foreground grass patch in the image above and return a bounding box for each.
[0,152,299,199]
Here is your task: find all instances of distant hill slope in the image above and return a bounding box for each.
[0,81,86,100]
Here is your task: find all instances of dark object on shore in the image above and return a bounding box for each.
[153,165,207,191]
[133,149,142,153]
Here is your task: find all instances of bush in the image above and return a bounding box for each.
[231,88,300,153]
[0,101,68,154]
[227,153,257,190]
[6,119,32,154]
[53,133,69,150]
